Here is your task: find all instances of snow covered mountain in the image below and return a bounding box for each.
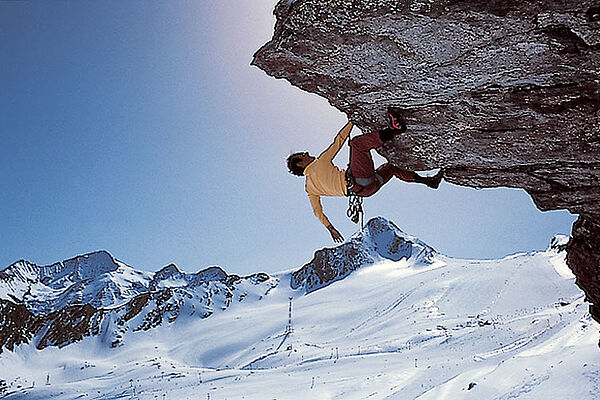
[1,217,598,399]
[0,251,277,352]
[1,251,151,314]
[292,217,435,293]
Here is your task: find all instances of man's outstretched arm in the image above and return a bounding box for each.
[308,194,344,243]
[318,121,353,163]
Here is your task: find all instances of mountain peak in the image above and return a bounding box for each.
[154,263,182,278]
[151,263,186,288]
[39,250,119,286]
[354,216,435,262]
[0,260,39,297]
[291,216,435,293]
[194,266,228,283]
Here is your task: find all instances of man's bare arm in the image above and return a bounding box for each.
[318,121,353,162]
[327,224,344,243]
[308,195,344,243]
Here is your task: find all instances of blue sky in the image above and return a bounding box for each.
[0,1,576,275]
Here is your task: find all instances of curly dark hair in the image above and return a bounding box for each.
[287,152,307,176]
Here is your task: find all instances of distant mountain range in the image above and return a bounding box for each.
[1,217,598,400]
[0,217,424,353]
[0,249,276,353]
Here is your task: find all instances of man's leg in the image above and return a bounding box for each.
[348,129,404,179]
[378,164,414,183]
[349,130,443,196]
[352,163,397,197]
[356,163,443,197]
[348,131,382,179]
[384,165,444,189]
[353,164,412,197]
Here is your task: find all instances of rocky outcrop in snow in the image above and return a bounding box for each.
[291,216,435,292]
[253,0,600,320]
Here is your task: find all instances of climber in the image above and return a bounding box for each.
[286,109,444,243]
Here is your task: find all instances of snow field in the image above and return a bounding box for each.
[1,242,598,399]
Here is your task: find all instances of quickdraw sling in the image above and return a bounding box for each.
[345,138,365,229]
[346,189,364,228]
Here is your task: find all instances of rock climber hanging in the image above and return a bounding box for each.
[286,108,444,243]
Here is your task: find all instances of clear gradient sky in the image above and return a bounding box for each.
[1,1,577,275]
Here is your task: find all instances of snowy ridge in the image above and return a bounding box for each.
[291,216,436,293]
[0,252,278,353]
[0,251,274,316]
[38,251,121,289]
[0,251,152,314]
[0,260,39,303]
[1,217,598,399]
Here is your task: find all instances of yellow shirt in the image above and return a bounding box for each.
[303,121,353,227]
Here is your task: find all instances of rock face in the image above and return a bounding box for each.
[253,0,600,320]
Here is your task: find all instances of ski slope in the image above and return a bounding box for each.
[1,230,598,399]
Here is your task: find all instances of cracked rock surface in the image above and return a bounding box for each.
[253,0,600,321]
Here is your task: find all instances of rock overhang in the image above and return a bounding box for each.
[253,0,600,321]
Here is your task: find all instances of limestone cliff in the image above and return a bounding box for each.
[252,0,600,320]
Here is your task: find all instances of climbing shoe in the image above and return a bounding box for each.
[424,169,444,189]
[387,107,407,132]
[379,127,405,142]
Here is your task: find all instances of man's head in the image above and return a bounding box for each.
[286,152,315,176]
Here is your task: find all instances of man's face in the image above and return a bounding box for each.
[296,152,314,168]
